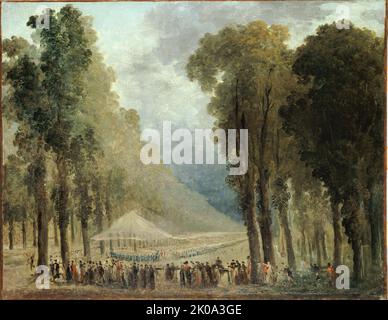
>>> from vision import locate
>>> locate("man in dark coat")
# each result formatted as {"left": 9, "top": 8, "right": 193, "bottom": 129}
{"left": 66, "top": 263, "right": 72, "bottom": 281}
{"left": 54, "top": 260, "right": 60, "bottom": 280}
{"left": 149, "top": 265, "right": 155, "bottom": 290}
{"left": 180, "top": 265, "right": 186, "bottom": 287}
{"left": 165, "top": 264, "right": 171, "bottom": 281}
{"left": 132, "top": 263, "right": 138, "bottom": 289}
{"left": 139, "top": 265, "right": 146, "bottom": 289}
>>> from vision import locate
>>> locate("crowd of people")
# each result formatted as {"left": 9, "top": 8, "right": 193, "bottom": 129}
{"left": 162, "top": 257, "right": 299, "bottom": 288}
{"left": 164, "top": 258, "right": 249, "bottom": 288}
{"left": 45, "top": 256, "right": 157, "bottom": 290}
{"left": 29, "top": 253, "right": 337, "bottom": 291}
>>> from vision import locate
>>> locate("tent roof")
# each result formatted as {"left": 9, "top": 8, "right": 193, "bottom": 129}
{"left": 91, "top": 209, "right": 172, "bottom": 241}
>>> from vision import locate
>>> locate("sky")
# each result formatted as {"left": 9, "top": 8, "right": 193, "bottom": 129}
{"left": 2, "top": 1, "right": 385, "bottom": 132}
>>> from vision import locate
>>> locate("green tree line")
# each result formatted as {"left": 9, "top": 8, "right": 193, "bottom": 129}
{"left": 2, "top": 5, "right": 243, "bottom": 272}
{"left": 186, "top": 20, "right": 384, "bottom": 284}
{"left": 2, "top": 6, "right": 145, "bottom": 267}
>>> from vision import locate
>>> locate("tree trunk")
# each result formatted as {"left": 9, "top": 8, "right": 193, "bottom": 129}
{"left": 70, "top": 211, "right": 75, "bottom": 243}
{"left": 78, "top": 180, "right": 92, "bottom": 259}
{"left": 105, "top": 184, "right": 113, "bottom": 252}
{"left": 342, "top": 193, "right": 364, "bottom": 283}
{"left": 245, "top": 182, "right": 261, "bottom": 284}
{"left": 8, "top": 219, "right": 14, "bottom": 250}
{"left": 366, "top": 186, "right": 382, "bottom": 268}
{"left": 297, "top": 239, "right": 301, "bottom": 256}
{"left": 94, "top": 184, "right": 105, "bottom": 255}
{"left": 257, "top": 169, "right": 275, "bottom": 265}
{"left": 301, "top": 228, "right": 307, "bottom": 261}
{"left": 279, "top": 228, "right": 285, "bottom": 257}
{"left": 32, "top": 219, "right": 37, "bottom": 247}
{"left": 34, "top": 155, "right": 49, "bottom": 266}
{"left": 332, "top": 201, "right": 342, "bottom": 266}
{"left": 256, "top": 80, "right": 275, "bottom": 266}
{"left": 369, "top": 213, "right": 381, "bottom": 267}
{"left": 279, "top": 206, "right": 296, "bottom": 269}
{"left": 53, "top": 215, "right": 59, "bottom": 247}
{"left": 59, "top": 225, "right": 69, "bottom": 267}
{"left": 56, "top": 156, "right": 70, "bottom": 268}
{"left": 308, "top": 240, "right": 313, "bottom": 264}
{"left": 22, "top": 220, "right": 27, "bottom": 249}
{"left": 321, "top": 231, "right": 328, "bottom": 262}
{"left": 314, "top": 226, "right": 322, "bottom": 267}
{"left": 352, "top": 239, "right": 363, "bottom": 283}
{"left": 81, "top": 220, "right": 91, "bottom": 258}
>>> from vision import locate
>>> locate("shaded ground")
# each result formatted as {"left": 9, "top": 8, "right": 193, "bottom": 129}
{"left": 2, "top": 239, "right": 384, "bottom": 300}
{"left": 1, "top": 284, "right": 381, "bottom": 300}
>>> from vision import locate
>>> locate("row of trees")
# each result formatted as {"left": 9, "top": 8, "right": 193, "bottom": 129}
{"left": 3, "top": 5, "right": 243, "bottom": 274}
{"left": 186, "top": 21, "right": 384, "bottom": 283}
{"left": 2, "top": 6, "right": 140, "bottom": 267}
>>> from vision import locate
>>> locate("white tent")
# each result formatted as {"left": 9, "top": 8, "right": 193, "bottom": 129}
{"left": 91, "top": 209, "right": 172, "bottom": 241}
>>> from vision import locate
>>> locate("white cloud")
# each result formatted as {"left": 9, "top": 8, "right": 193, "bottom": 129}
{"left": 2, "top": 1, "right": 385, "bottom": 134}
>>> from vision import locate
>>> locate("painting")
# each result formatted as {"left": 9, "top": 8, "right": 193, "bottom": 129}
{"left": 0, "top": 0, "right": 386, "bottom": 300}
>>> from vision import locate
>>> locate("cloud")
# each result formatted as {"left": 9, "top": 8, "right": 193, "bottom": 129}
{"left": 110, "top": 1, "right": 384, "bottom": 133}
{"left": 3, "top": 1, "right": 384, "bottom": 134}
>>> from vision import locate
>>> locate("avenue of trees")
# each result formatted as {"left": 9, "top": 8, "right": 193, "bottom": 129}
{"left": 1, "top": 5, "right": 384, "bottom": 289}
{"left": 2, "top": 5, "right": 241, "bottom": 272}
{"left": 187, "top": 21, "right": 384, "bottom": 284}
{"left": 2, "top": 6, "right": 153, "bottom": 267}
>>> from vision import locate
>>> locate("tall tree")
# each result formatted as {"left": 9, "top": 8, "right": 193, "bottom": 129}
{"left": 290, "top": 162, "right": 315, "bottom": 264}
{"left": 3, "top": 154, "right": 31, "bottom": 251}
{"left": 5, "top": 50, "right": 50, "bottom": 265}
{"left": 187, "top": 21, "right": 296, "bottom": 278}
{"left": 4, "top": 156, "right": 25, "bottom": 250}
{"left": 28, "top": 5, "right": 92, "bottom": 266}
{"left": 272, "top": 177, "right": 295, "bottom": 269}
{"left": 271, "top": 129, "right": 299, "bottom": 270}
{"left": 69, "top": 127, "right": 99, "bottom": 258}
{"left": 92, "top": 174, "right": 105, "bottom": 255}
{"left": 280, "top": 23, "right": 384, "bottom": 281}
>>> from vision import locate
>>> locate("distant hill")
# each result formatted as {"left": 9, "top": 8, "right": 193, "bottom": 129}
{"left": 133, "top": 163, "right": 244, "bottom": 234}
{"left": 170, "top": 163, "right": 242, "bottom": 222}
